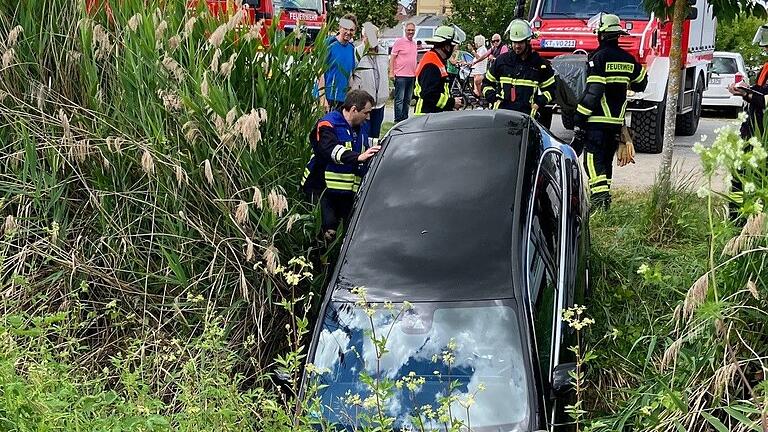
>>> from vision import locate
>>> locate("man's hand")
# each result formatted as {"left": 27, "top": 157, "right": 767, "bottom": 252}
{"left": 320, "top": 96, "right": 330, "bottom": 112}
{"left": 389, "top": 71, "right": 395, "bottom": 80}
{"left": 532, "top": 103, "right": 540, "bottom": 112}
{"left": 454, "top": 97, "right": 464, "bottom": 109}
{"left": 728, "top": 82, "right": 747, "bottom": 96}
{"left": 357, "top": 145, "right": 381, "bottom": 162}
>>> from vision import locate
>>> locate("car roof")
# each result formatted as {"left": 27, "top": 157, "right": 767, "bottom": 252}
{"left": 713, "top": 51, "right": 743, "bottom": 59}
{"left": 331, "top": 110, "right": 533, "bottom": 304}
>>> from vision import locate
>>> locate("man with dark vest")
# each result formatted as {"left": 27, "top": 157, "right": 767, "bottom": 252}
{"left": 302, "top": 90, "right": 381, "bottom": 240}
{"left": 482, "top": 19, "right": 556, "bottom": 118}
{"left": 726, "top": 24, "right": 768, "bottom": 219}
{"left": 414, "top": 26, "right": 464, "bottom": 114}
{"left": 571, "top": 13, "right": 647, "bottom": 209}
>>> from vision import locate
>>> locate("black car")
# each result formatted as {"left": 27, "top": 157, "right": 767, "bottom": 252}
{"left": 301, "top": 110, "right": 590, "bottom": 431}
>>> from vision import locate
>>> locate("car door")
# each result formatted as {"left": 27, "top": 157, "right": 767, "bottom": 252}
{"left": 525, "top": 148, "right": 568, "bottom": 429}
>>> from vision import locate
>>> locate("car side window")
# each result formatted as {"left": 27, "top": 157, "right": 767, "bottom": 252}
{"left": 527, "top": 151, "right": 563, "bottom": 382}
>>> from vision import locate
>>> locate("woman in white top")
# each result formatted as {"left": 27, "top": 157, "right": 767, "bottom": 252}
{"left": 470, "top": 34, "right": 488, "bottom": 97}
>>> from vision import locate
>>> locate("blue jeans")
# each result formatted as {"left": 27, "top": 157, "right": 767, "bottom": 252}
{"left": 393, "top": 76, "right": 415, "bottom": 123}
{"left": 369, "top": 107, "right": 385, "bottom": 138}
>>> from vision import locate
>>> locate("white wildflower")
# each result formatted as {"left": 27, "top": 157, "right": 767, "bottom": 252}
{"left": 168, "top": 35, "right": 181, "bottom": 51}
{"left": 744, "top": 182, "right": 756, "bottom": 194}
{"left": 252, "top": 186, "right": 263, "bottom": 209}
{"left": 155, "top": 20, "right": 168, "bottom": 42}
{"left": 696, "top": 185, "right": 710, "bottom": 198}
{"left": 210, "top": 49, "right": 222, "bottom": 73}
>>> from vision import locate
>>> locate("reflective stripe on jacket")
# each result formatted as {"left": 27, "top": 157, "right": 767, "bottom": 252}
{"left": 302, "top": 110, "right": 370, "bottom": 194}
{"left": 482, "top": 50, "right": 555, "bottom": 115}
{"left": 576, "top": 40, "right": 647, "bottom": 127}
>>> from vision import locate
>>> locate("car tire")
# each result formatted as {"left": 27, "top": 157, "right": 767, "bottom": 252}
{"left": 632, "top": 94, "right": 665, "bottom": 154}
{"left": 675, "top": 77, "right": 704, "bottom": 136}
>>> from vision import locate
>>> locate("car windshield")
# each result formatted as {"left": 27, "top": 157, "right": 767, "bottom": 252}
{"left": 711, "top": 56, "right": 739, "bottom": 75}
{"left": 540, "top": 0, "right": 649, "bottom": 20}
{"left": 274, "top": 0, "right": 323, "bottom": 13}
{"left": 309, "top": 300, "right": 532, "bottom": 431}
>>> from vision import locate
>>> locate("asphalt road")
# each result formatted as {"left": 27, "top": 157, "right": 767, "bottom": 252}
{"left": 384, "top": 106, "right": 735, "bottom": 191}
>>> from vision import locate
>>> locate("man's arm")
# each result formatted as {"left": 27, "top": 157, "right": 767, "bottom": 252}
{"left": 389, "top": 43, "right": 399, "bottom": 79}
{"left": 574, "top": 57, "right": 606, "bottom": 127}
{"left": 418, "top": 64, "right": 455, "bottom": 111}
{"left": 315, "top": 123, "right": 362, "bottom": 165}
{"left": 482, "top": 63, "right": 500, "bottom": 103}
{"left": 629, "top": 61, "right": 648, "bottom": 92}
{"left": 535, "top": 61, "right": 556, "bottom": 108}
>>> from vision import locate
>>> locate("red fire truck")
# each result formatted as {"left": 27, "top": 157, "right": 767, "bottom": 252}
{"left": 203, "top": 0, "right": 327, "bottom": 46}
{"left": 526, "top": 0, "right": 716, "bottom": 153}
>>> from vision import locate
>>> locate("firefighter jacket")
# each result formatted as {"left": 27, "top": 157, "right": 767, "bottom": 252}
{"left": 740, "top": 62, "right": 768, "bottom": 139}
{"left": 302, "top": 110, "right": 371, "bottom": 195}
{"left": 482, "top": 50, "right": 556, "bottom": 115}
{"left": 414, "top": 50, "right": 455, "bottom": 114}
{"left": 575, "top": 39, "right": 647, "bottom": 128}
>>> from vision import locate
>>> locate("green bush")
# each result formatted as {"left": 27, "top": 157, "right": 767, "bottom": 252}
{"left": 716, "top": 12, "right": 767, "bottom": 69}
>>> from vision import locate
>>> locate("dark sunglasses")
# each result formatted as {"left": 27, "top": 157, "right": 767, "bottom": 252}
{"left": 492, "top": 39, "right": 501, "bottom": 43}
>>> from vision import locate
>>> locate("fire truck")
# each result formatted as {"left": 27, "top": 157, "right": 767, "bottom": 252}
{"left": 201, "top": 0, "right": 327, "bottom": 46}
{"left": 525, "top": 0, "right": 716, "bottom": 153}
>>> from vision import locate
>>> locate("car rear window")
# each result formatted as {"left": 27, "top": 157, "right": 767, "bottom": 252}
{"left": 711, "top": 56, "right": 738, "bottom": 75}
{"left": 335, "top": 126, "right": 524, "bottom": 302}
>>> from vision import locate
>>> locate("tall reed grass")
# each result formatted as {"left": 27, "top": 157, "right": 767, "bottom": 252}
{"left": 0, "top": 0, "right": 326, "bottom": 403}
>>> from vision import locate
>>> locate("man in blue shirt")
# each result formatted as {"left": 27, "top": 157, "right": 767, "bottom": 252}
{"left": 317, "top": 15, "right": 357, "bottom": 111}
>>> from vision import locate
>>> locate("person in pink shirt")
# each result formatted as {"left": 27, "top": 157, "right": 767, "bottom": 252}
{"left": 389, "top": 22, "right": 417, "bottom": 122}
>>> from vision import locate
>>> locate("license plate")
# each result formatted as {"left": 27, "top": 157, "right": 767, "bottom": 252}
{"left": 541, "top": 39, "right": 576, "bottom": 49}
{"left": 710, "top": 77, "right": 721, "bottom": 85}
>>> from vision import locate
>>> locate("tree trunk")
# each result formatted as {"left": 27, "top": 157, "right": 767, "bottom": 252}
{"left": 657, "top": 0, "right": 687, "bottom": 191}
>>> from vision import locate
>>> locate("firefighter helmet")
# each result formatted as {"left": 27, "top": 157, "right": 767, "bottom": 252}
{"left": 427, "top": 25, "right": 461, "bottom": 45}
{"left": 753, "top": 24, "right": 768, "bottom": 47}
{"left": 506, "top": 19, "right": 535, "bottom": 42}
{"left": 588, "top": 13, "right": 629, "bottom": 36}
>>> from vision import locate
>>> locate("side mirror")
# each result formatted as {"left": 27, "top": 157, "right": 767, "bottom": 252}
{"left": 687, "top": 7, "right": 698, "bottom": 20}
{"left": 551, "top": 362, "right": 576, "bottom": 397}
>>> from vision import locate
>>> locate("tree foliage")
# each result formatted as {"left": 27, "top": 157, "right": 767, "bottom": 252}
{"left": 328, "top": 0, "right": 398, "bottom": 29}
{"left": 448, "top": 0, "right": 518, "bottom": 43}
{"left": 717, "top": 12, "right": 767, "bottom": 68}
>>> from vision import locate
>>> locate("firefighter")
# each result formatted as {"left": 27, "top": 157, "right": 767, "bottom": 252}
{"left": 302, "top": 90, "right": 381, "bottom": 240}
{"left": 571, "top": 13, "right": 648, "bottom": 209}
{"left": 726, "top": 23, "right": 768, "bottom": 219}
{"left": 482, "top": 19, "right": 556, "bottom": 118}
{"left": 414, "top": 26, "right": 464, "bottom": 114}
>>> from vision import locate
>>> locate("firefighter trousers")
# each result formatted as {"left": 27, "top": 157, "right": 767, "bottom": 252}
{"left": 584, "top": 127, "right": 621, "bottom": 209}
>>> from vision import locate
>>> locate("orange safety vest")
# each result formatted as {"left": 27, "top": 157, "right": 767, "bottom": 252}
{"left": 757, "top": 63, "right": 768, "bottom": 87}
{"left": 414, "top": 51, "right": 452, "bottom": 114}
{"left": 415, "top": 50, "right": 448, "bottom": 78}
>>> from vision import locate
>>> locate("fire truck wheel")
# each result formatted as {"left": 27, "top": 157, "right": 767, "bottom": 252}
{"left": 631, "top": 98, "right": 665, "bottom": 154}
{"left": 675, "top": 77, "right": 704, "bottom": 136}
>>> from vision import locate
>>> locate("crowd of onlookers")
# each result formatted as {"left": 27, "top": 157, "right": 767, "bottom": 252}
{"left": 314, "top": 14, "right": 507, "bottom": 138}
